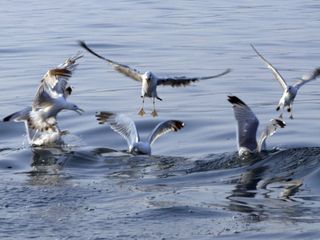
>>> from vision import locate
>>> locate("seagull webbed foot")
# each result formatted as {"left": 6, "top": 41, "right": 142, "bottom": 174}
{"left": 138, "top": 108, "right": 146, "bottom": 117}
{"left": 151, "top": 110, "right": 158, "bottom": 117}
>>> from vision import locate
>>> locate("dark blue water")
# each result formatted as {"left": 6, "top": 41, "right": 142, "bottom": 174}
{"left": 1, "top": 1, "right": 320, "bottom": 239}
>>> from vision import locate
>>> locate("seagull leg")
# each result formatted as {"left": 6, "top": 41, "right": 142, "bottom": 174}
{"left": 287, "top": 106, "right": 293, "bottom": 119}
{"left": 32, "top": 129, "right": 40, "bottom": 143}
{"left": 278, "top": 113, "right": 284, "bottom": 119}
{"left": 55, "top": 124, "right": 69, "bottom": 136}
{"left": 151, "top": 97, "right": 158, "bottom": 117}
{"left": 24, "top": 121, "right": 32, "bottom": 144}
{"left": 138, "top": 96, "right": 146, "bottom": 117}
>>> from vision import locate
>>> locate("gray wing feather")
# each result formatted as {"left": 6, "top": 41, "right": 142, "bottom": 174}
{"left": 32, "top": 53, "right": 82, "bottom": 108}
{"left": 96, "top": 112, "right": 139, "bottom": 148}
{"left": 257, "top": 118, "right": 286, "bottom": 152}
{"left": 251, "top": 44, "right": 288, "bottom": 90}
{"left": 293, "top": 67, "right": 320, "bottom": 89}
{"left": 79, "top": 41, "right": 142, "bottom": 82}
{"left": 3, "top": 107, "right": 32, "bottom": 122}
{"left": 147, "top": 120, "right": 184, "bottom": 145}
{"left": 228, "top": 96, "right": 259, "bottom": 152}
{"left": 3, "top": 106, "right": 57, "bottom": 133}
{"left": 157, "top": 69, "right": 231, "bottom": 87}
{"left": 32, "top": 84, "right": 56, "bottom": 109}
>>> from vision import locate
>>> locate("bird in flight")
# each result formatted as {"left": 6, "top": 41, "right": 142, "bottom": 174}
{"left": 251, "top": 44, "right": 320, "bottom": 119}
{"left": 96, "top": 111, "right": 184, "bottom": 155}
{"left": 3, "top": 53, "right": 84, "bottom": 146}
{"left": 79, "top": 40, "right": 231, "bottom": 117}
{"left": 228, "top": 95, "right": 286, "bottom": 157}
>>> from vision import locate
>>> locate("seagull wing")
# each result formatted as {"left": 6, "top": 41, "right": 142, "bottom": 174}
{"left": 28, "top": 53, "right": 82, "bottom": 132}
{"left": 147, "top": 120, "right": 184, "bottom": 145}
{"left": 96, "top": 111, "right": 139, "bottom": 149}
{"left": 32, "top": 53, "right": 82, "bottom": 109}
{"left": 3, "top": 107, "right": 32, "bottom": 122}
{"left": 251, "top": 44, "right": 288, "bottom": 90}
{"left": 293, "top": 67, "right": 320, "bottom": 89}
{"left": 228, "top": 95, "right": 259, "bottom": 152}
{"left": 32, "top": 77, "right": 63, "bottom": 110}
{"left": 156, "top": 68, "right": 231, "bottom": 87}
{"left": 257, "top": 118, "right": 286, "bottom": 152}
{"left": 78, "top": 40, "right": 143, "bottom": 82}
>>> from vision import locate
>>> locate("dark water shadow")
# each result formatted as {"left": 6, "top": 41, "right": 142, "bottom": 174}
{"left": 223, "top": 147, "right": 320, "bottom": 223}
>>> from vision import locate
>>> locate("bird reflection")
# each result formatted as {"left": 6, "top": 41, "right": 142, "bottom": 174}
{"left": 26, "top": 147, "right": 71, "bottom": 186}
{"left": 226, "top": 150, "right": 305, "bottom": 218}
{"left": 226, "top": 164, "right": 269, "bottom": 217}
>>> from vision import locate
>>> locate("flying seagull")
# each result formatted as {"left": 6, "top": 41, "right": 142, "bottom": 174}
{"left": 228, "top": 95, "right": 286, "bottom": 157}
{"left": 96, "top": 111, "right": 184, "bottom": 155}
{"left": 3, "top": 53, "right": 84, "bottom": 146}
{"left": 79, "top": 40, "right": 231, "bottom": 117}
{"left": 251, "top": 44, "right": 320, "bottom": 119}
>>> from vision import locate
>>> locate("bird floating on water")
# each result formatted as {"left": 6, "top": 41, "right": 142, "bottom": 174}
{"left": 96, "top": 111, "right": 184, "bottom": 155}
{"left": 228, "top": 95, "right": 286, "bottom": 157}
{"left": 251, "top": 44, "right": 320, "bottom": 119}
{"left": 79, "top": 40, "right": 231, "bottom": 117}
{"left": 3, "top": 53, "right": 84, "bottom": 146}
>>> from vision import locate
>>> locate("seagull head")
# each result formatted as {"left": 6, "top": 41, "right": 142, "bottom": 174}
{"left": 143, "top": 71, "right": 153, "bottom": 83}
{"left": 131, "top": 142, "right": 151, "bottom": 155}
{"left": 286, "top": 86, "right": 298, "bottom": 97}
{"left": 285, "top": 86, "right": 293, "bottom": 95}
{"left": 67, "top": 103, "right": 84, "bottom": 115}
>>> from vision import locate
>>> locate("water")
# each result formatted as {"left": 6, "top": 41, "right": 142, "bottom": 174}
{"left": 1, "top": 1, "right": 320, "bottom": 239}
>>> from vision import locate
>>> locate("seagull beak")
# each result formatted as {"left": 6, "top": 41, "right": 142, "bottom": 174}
{"left": 75, "top": 108, "right": 84, "bottom": 115}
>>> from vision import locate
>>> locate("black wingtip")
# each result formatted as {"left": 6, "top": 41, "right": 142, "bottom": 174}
{"left": 227, "top": 95, "right": 246, "bottom": 106}
{"left": 250, "top": 43, "right": 257, "bottom": 52}
{"left": 78, "top": 40, "right": 92, "bottom": 53}
{"left": 78, "top": 40, "right": 87, "bottom": 48}
{"left": 95, "top": 111, "right": 114, "bottom": 124}
{"left": 3, "top": 114, "right": 13, "bottom": 122}
{"left": 225, "top": 68, "right": 232, "bottom": 74}
{"left": 175, "top": 120, "right": 185, "bottom": 130}
{"left": 78, "top": 40, "right": 107, "bottom": 61}
{"left": 275, "top": 119, "right": 286, "bottom": 128}
{"left": 65, "top": 86, "right": 72, "bottom": 95}
{"left": 170, "top": 120, "right": 184, "bottom": 132}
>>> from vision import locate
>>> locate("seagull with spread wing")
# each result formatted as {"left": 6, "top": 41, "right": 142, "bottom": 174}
{"left": 228, "top": 96, "right": 286, "bottom": 157}
{"left": 3, "top": 53, "right": 84, "bottom": 146}
{"left": 96, "top": 111, "right": 184, "bottom": 155}
{"left": 251, "top": 44, "right": 320, "bottom": 119}
{"left": 79, "top": 40, "right": 231, "bottom": 117}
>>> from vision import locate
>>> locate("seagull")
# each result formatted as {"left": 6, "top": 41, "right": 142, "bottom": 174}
{"left": 3, "top": 53, "right": 84, "bottom": 146}
{"left": 96, "top": 111, "right": 184, "bottom": 155}
{"left": 251, "top": 44, "right": 320, "bottom": 119}
{"left": 79, "top": 40, "right": 231, "bottom": 117}
{"left": 228, "top": 96, "right": 286, "bottom": 157}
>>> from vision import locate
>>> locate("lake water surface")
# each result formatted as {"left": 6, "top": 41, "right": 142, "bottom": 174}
{"left": 1, "top": 1, "right": 320, "bottom": 239}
